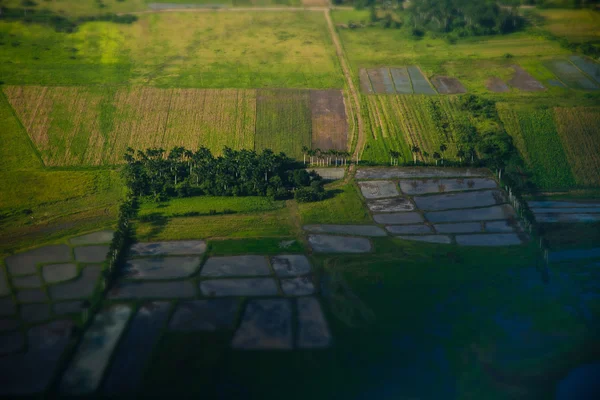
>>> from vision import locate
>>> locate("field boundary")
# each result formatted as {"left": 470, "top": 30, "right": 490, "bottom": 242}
{"left": 324, "top": 9, "right": 364, "bottom": 161}
{"left": 0, "top": 90, "right": 45, "bottom": 169}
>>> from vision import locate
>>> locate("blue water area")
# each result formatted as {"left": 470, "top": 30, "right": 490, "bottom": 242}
{"left": 354, "top": 341, "right": 456, "bottom": 400}
{"left": 494, "top": 314, "right": 532, "bottom": 341}
{"left": 548, "top": 79, "right": 567, "bottom": 87}
{"left": 556, "top": 362, "right": 600, "bottom": 400}
{"left": 549, "top": 248, "right": 600, "bottom": 263}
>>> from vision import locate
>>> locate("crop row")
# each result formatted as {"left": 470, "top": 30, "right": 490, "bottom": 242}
{"left": 362, "top": 95, "right": 461, "bottom": 164}
{"left": 4, "top": 86, "right": 346, "bottom": 166}
{"left": 554, "top": 107, "right": 600, "bottom": 187}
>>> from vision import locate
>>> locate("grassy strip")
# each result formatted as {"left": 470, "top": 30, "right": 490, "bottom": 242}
{"left": 138, "top": 196, "right": 285, "bottom": 218}
{"left": 299, "top": 183, "right": 371, "bottom": 225}
{"left": 135, "top": 208, "right": 295, "bottom": 241}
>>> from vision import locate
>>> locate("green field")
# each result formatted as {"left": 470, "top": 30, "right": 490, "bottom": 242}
{"left": 299, "top": 182, "right": 371, "bottom": 224}
{"left": 362, "top": 95, "right": 464, "bottom": 164}
{"left": 0, "top": 90, "right": 123, "bottom": 255}
{"left": 136, "top": 208, "right": 296, "bottom": 240}
{"left": 497, "top": 104, "right": 575, "bottom": 190}
{"left": 498, "top": 103, "right": 600, "bottom": 190}
{"left": 537, "top": 8, "right": 600, "bottom": 43}
{"left": 139, "top": 196, "right": 285, "bottom": 217}
{"left": 0, "top": 11, "right": 342, "bottom": 88}
{"left": 255, "top": 89, "right": 312, "bottom": 159}
{"left": 1, "top": 0, "right": 303, "bottom": 16}
{"left": 332, "top": 9, "right": 570, "bottom": 94}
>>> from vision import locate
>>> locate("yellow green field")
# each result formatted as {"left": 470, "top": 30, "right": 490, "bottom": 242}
{"left": 0, "top": 11, "right": 342, "bottom": 88}
{"left": 537, "top": 9, "right": 600, "bottom": 43}
{"left": 362, "top": 95, "right": 462, "bottom": 164}
{"left": 554, "top": 107, "right": 600, "bottom": 187}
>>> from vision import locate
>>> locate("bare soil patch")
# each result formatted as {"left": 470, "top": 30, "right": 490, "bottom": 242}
{"left": 302, "top": 0, "right": 330, "bottom": 6}
{"left": 431, "top": 76, "right": 467, "bottom": 94}
{"left": 310, "top": 90, "right": 348, "bottom": 151}
{"left": 486, "top": 77, "right": 510, "bottom": 93}
{"left": 366, "top": 68, "right": 387, "bottom": 93}
{"left": 359, "top": 69, "right": 374, "bottom": 94}
{"left": 508, "top": 65, "right": 546, "bottom": 91}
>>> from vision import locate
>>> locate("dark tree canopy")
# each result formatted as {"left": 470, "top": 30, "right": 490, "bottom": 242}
{"left": 408, "top": 0, "right": 525, "bottom": 36}
{"left": 122, "top": 146, "right": 326, "bottom": 203}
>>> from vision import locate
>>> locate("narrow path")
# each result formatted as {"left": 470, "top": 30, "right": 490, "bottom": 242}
{"left": 123, "top": 6, "right": 354, "bottom": 15}
{"left": 286, "top": 199, "right": 310, "bottom": 253}
{"left": 323, "top": 10, "right": 365, "bottom": 161}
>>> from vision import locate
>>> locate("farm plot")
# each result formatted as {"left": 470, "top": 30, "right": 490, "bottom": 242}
{"left": 498, "top": 105, "right": 575, "bottom": 190}
{"left": 310, "top": 90, "right": 348, "bottom": 151}
{"left": 350, "top": 173, "right": 526, "bottom": 246}
{"left": 362, "top": 95, "right": 460, "bottom": 164}
{"left": 366, "top": 69, "right": 391, "bottom": 94}
{"left": 255, "top": 89, "right": 312, "bottom": 159}
{"left": 554, "top": 107, "right": 600, "bottom": 187}
{"left": 390, "top": 68, "right": 413, "bottom": 94}
{"left": 569, "top": 56, "right": 600, "bottom": 85}
{"left": 3, "top": 86, "right": 259, "bottom": 165}
{"left": 508, "top": 65, "right": 546, "bottom": 91}
{"left": 545, "top": 59, "right": 599, "bottom": 90}
{"left": 5, "top": 86, "right": 343, "bottom": 165}
{"left": 431, "top": 76, "right": 467, "bottom": 94}
{"left": 164, "top": 89, "right": 256, "bottom": 153}
{"left": 407, "top": 66, "right": 437, "bottom": 95}
{"left": 485, "top": 77, "right": 509, "bottom": 93}
{"left": 359, "top": 66, "right": 436, "bottom": 94}
{"left": 359, "top": 69, "right": 374, "bottom": 94}
{"left": 2, "top": 86, "right": 107, "bottom": 166}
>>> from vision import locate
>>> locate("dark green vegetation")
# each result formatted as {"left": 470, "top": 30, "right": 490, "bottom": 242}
{"left": 140, "top": 238, "right": 600, "bottom": 399}
{"left": 407, "top": 0, "right": 525, "bottom": 37}
{"left": 122, "top": 146, "right": 327, "bottom": 202}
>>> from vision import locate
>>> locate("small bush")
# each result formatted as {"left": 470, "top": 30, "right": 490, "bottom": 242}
{"left": 412, "top": 28, "right": 425, "bottom": 38}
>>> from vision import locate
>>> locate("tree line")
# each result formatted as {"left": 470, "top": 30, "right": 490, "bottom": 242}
{"left": 408, "top": 0, "right": 525, "bottom": 37}
{"left": 122, "top": 146, "right": 327, "bottom": 203}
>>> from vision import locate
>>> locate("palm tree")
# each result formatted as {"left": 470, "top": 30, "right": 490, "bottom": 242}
{"left": 439, "top": 144, "right": 447, "bottom": 165}
{"left": 468, "top": 147, "right": 476, "bottom": 164}
{"left": 423, "top": 151, "right": 429, "bottom": 163}
{"left": 411, "top": 145, "right": 420, "bottom": 165}
{"left": 457, "top": 148, "right": 465, "bottom": 164}
{"left": 433, "top": 152, "right": 441, "bottom": 166}
{"left": 306, "top": 149, "right": 315, "bottom": 165}
{"left": 389, "top": 149, "right": 395, "bottom": 166}
{"left": 301, "top": 146, "right": 308, "bottom": 165}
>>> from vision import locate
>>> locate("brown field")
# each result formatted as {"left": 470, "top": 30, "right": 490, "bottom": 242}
{"left": 359, "top": 69, "right": 374, "bottom": 94}
{"left": 366, "top": 68, "right": 387, "bottom": 94}
{"left": 554, "top": 107, "right": 600, "bottom": 186}
{"left": 508, "top": 65, "right": 546, "bottom": 91}
{"left": 310, "top": 90, "right": 348, "bottom": 151}
{"left": 301, "top": 0, "right": 330, "bottom": 5}
{"left": 431, "top": 76, "right": 467, "bottom": 94}
{"left": 486, "top": 77, "right": 510, "bottom": 93}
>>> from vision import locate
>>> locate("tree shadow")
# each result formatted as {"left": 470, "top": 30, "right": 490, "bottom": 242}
{"left": 323, "top": 189, "right": 344, "bottom": 200}
{"left": 135, "top": 213, "right": 168, "bottom": 240}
